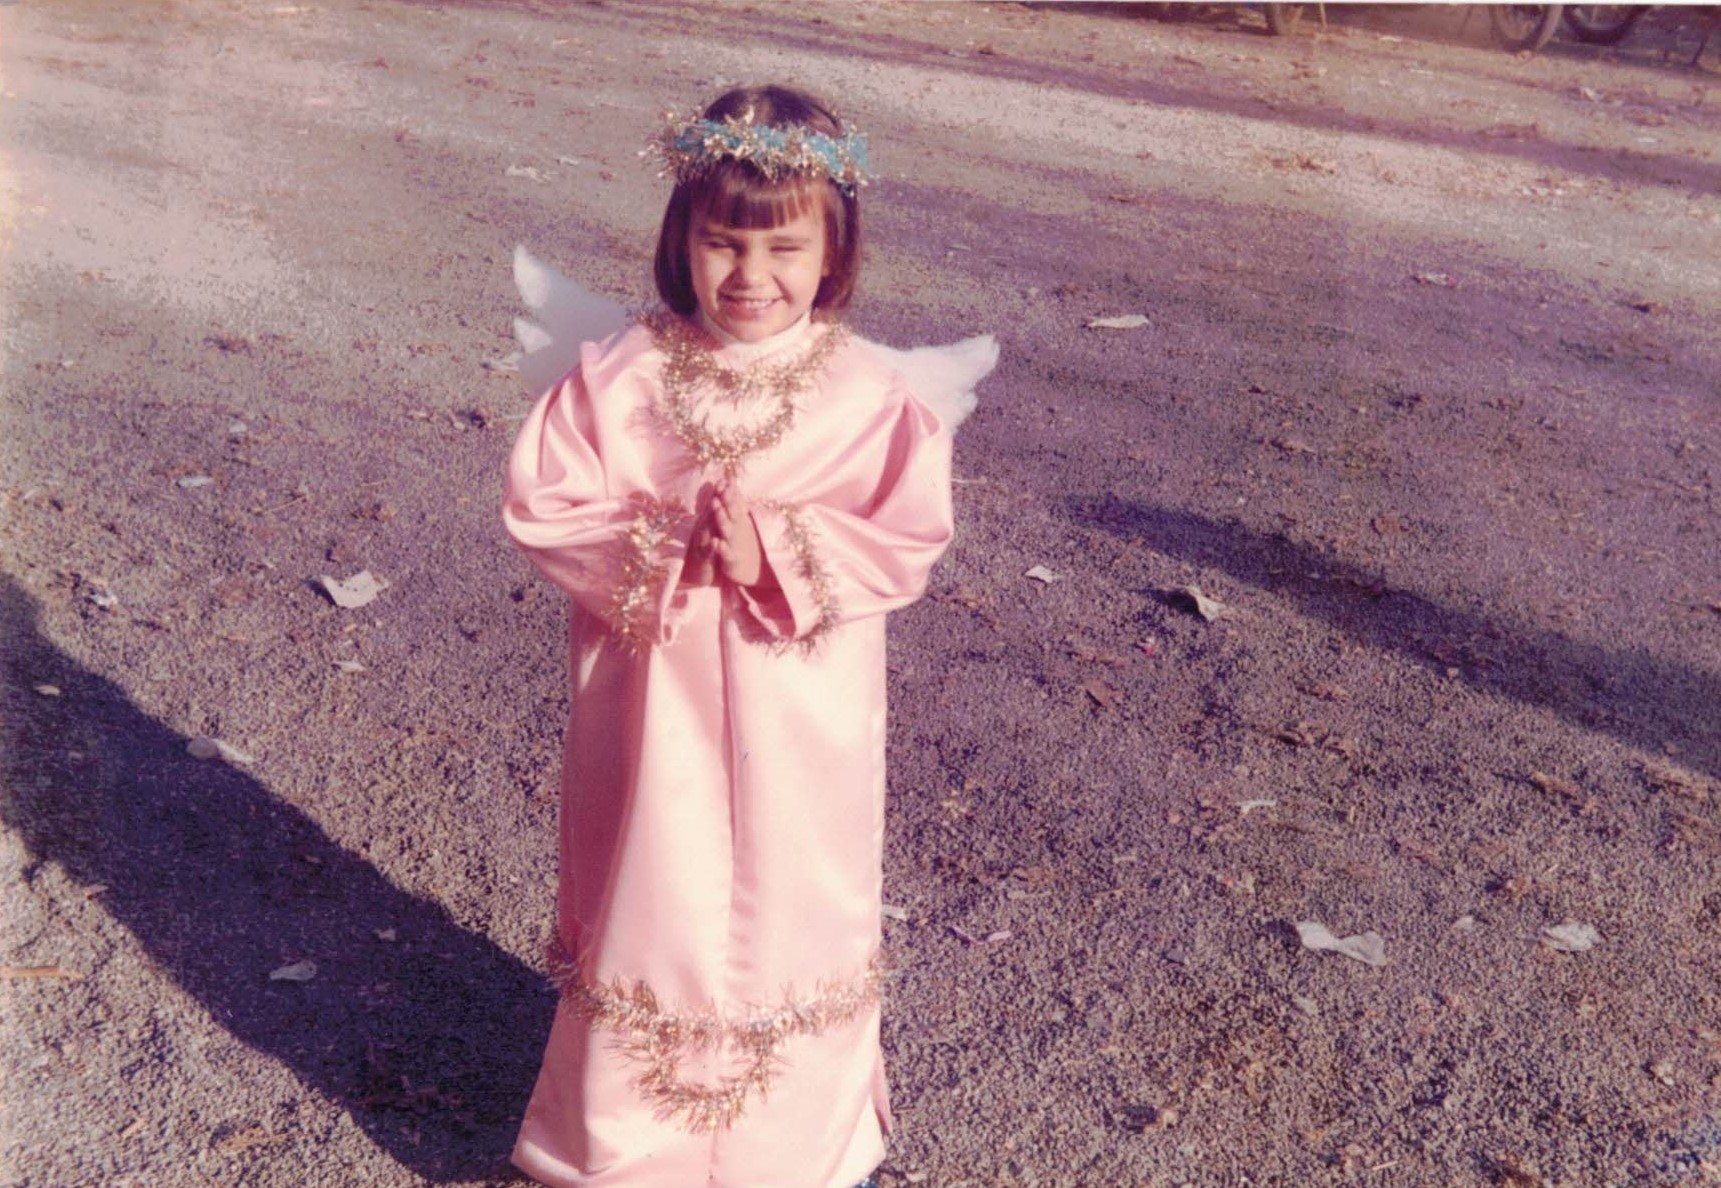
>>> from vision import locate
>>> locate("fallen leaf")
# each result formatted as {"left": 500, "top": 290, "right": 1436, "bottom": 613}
{"left": 1412, "top": 271, "right": 1458, "bottom": 288}
{"left": 334, "top": 659, "right": 367, "bottom": 674}
{"left": 1024, "top": 565, "right": 1062, "bottom": 584}
{"left": 33, "top": 684, "right": 61, "bottom": 697}
{"left": 88, "top": 590, "right": 119, "bottom": 610}
{"left": 1084, "top": 680, "right": 1121, "bottom": 710}
{"left": 186, "top": 736, "right": 256, "bottom": 766}
{"left": 177, "top": 475, "right": 215, "bottom": 489}
{"left": 319, "top": 570, "right": 387, "bottom": 609}
{"left": 1295, "top": 920, "right": 1388, "bottom": 967}
{"left": 1086, "top": 314, "right": 1151, "bottom": 331}
{"left": 1529, "top": 771, "right": 1584, "bottom": 801}
{"left": 880, "top": 904, "right": 910, "bottom": 922}
{"left": 1452, "top": 915, "right": 1478, "bottom": 933}
{"left": 1540, "top": 922, "right": 1600, "bottom": 953}
{"left": 1648, "top": 1059, "right": 1677, "bottom": 1086}
{"left": 1237, "top": 798, "right": 1277, "bottom": 814}
{"left": 269, "top": 960, "right": 317, "bottom": 982}
{"left": 1170, "top": 585, "right": 1228, "bottom": 621}
{"left": 1487, "top": 1152, "right": 1545, "bottom": 1187}
{"left": 506, "top": 164, "right": 548, "bottom": 183}
{"left": 374, "top": 928, "right": 397, "bottom": 942}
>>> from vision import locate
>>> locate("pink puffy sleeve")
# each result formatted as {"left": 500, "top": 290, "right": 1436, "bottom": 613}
{"left": 736, "top": 379, "right": 954, "bottom": 647}
{"left": 502, "top": 369, "right": 694, "bottom": 650}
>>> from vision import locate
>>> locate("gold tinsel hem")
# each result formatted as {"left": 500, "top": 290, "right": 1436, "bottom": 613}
{"left": 605, "top": 495, "right": 690, "bottom": 652}
{"left": 547, "top": 942, "right": 882, "bottom": 1133}
{"left": 643, "top": 312, "right": 846, "bottom": 475}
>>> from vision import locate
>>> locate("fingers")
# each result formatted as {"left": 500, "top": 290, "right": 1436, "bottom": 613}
{"left": 711, "top": 486, "right": 750, "bottom": 541}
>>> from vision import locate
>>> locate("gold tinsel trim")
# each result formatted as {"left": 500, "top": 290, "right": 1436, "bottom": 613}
{"left": 644, "top": 312, "right": 845, "bottom": 475}
{"left": 547, "top": 942, "right": 882, "bottom": 1133}
{"left": 755, "top": 500, "right": 841, "bottom": 653}
{"left": 605, "top": 495, "right": 691, "bottom": 652}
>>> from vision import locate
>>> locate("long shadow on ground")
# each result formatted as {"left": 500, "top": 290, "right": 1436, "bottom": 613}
{"left": 1063, "top": 498, "right": 1720, "bottom": 781}
{"left": 0, "top": 577, "right": 550, "bottom": 1182}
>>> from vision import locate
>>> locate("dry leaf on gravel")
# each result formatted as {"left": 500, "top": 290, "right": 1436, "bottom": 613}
{"left": 268, "top": 960, "right": 317, "bottom": 982}
{"left": 187, "top": 736, "right": 256, "bottom": 766}
{"left": 1529, "top": 771, "right": 1585, "bottom": 801}
{"left": 333, "top": 659, "right": 367, "bottom": 674}
{"left": 176, "top": 475, "right": 214, "bottom": 489}
{"left": 1295, "top": 920, "right": 1388, "bottom": 967}
{"left": 1540, "top": 922, "right": 1600, "bottom": 953}
{"left": 33, "top": 684, "right": 61, "bottom": 696}
{"left": 319, "top": 570, "right": 387, "bottom": 609}
{"left": 1024, "top": 565, "right": 1062, "bottom": 584}
{"left": 1085, "top": 314, "right": 1151, "bottom": 330}
{"left": 1412, "top": 271, "right": 1458, "bottom": 288}
{"left": 1488, "top": 1152, "right": 1546, "bottom": 1187}
{"left": 1170, "top": 585, "right": 1228, "bottom": 621}
{"left": 1237, "top": 798, "right": 1277, "bottom": 814}
{"left": 1084, "top": 679, "right": 1121, "bottom": 710}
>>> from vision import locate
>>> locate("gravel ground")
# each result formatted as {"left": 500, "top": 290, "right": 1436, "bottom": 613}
{"left": 2, "top": 3, "right": 1718, "bottom": 1187}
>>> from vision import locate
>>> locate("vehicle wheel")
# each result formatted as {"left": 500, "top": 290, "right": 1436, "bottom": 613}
{"left": 1490, "top": 5, "right": 1564, "bottom": 52}
{"left": 1563, "top": 4, "right": 1643, "bottom": 45}
{"left": 1263, "top": 4, "right": 1306, "bottom": 36}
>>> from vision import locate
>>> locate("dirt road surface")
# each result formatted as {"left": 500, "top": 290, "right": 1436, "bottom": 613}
{"left": 3, "top": 3, "right": 1718, "bottom": 1186}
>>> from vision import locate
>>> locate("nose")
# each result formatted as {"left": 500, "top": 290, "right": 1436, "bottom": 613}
{"left": 734, "top": 247, "right": 769, "bottom": 287}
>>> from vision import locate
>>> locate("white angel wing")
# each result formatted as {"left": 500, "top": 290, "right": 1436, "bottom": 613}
{"left": 512, "top": 244, "right": 629, "bottom": 398}
{"left": 862, "top": 334, "right": 998, "bottom": 430}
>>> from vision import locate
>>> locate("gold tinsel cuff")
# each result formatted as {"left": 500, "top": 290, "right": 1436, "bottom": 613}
{"left": 546, "top": 940, "right": 882, "bottom": 1133}
{"left": 605, "top": 495, "right": 691, "bottom": 652}
{"left": 751, "top": 500, "right": 841, "bottom": 653}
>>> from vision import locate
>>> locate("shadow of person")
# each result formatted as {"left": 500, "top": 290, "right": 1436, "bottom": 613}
{"left": 1064, "top": 499, "right": 1720, "bottom": 781}
{"left": 0, "top": 576, "right": 551, "bottom": 1181}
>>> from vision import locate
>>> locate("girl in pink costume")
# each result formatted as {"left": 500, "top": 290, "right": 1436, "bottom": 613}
{"left": 503, "top": 84, "right": 995, "bottom": 1188}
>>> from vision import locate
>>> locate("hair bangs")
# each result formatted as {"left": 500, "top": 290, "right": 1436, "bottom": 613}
{"left": 691, "top": 162, "right": 824, "bottom": 232}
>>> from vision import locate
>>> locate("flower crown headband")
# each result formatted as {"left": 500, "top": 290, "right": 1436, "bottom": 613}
{"left": 646, "top": 107, "right": 874, "bottom": 194}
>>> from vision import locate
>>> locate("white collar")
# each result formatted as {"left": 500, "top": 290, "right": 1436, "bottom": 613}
{"left": 696, "top": 308, "right": 815, "bottom": 365}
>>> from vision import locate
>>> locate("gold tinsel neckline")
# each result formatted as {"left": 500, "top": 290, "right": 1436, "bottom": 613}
{"left": 644, "top": 311, "right": 846, "bottom": 473}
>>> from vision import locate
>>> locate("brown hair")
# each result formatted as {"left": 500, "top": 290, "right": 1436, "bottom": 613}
{"left": 653, "top": 85, "right": 862, "bottom": 317}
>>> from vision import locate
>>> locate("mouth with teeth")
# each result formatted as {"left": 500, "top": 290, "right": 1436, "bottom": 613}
{"left": 722, "top": 294, "right": 778, "bottom": 314}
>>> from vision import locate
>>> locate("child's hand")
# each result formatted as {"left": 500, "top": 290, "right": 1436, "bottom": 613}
{"left": 711, "top": 485, "right": 773, "bottom": 590}
{"left": 681, "top": 515, "right": 718, "bottom": 588}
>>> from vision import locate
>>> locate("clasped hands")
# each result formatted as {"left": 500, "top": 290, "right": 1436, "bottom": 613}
{"left": 681, "top": 484, "right": 776, "bottom": 591}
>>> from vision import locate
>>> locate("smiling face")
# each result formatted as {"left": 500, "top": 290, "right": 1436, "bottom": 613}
{"left": 687, "top": 201, "right": 829, "bottom": 344}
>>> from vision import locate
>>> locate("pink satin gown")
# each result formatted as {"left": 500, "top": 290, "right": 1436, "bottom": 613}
{"left": 502, "top": 314, "right": 953, "bottom": 1188}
